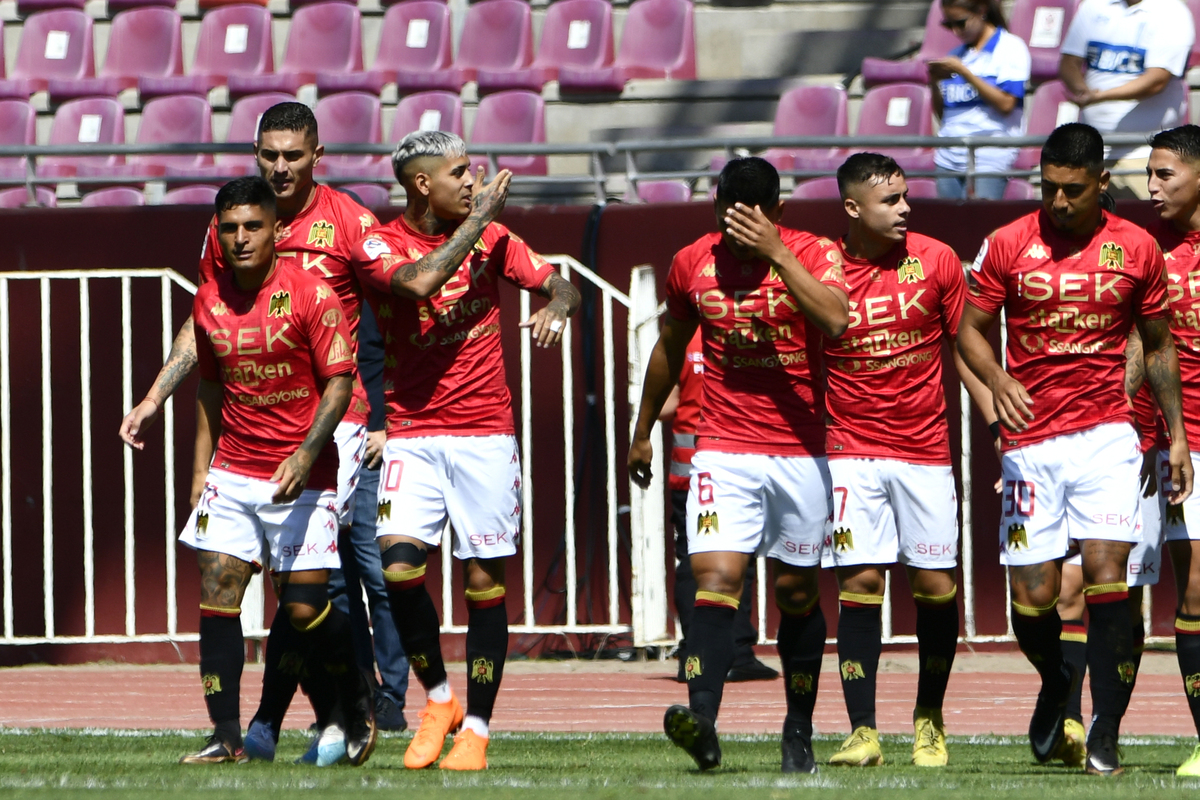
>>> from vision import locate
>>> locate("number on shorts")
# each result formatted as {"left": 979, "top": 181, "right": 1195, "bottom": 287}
{"left": 383, "top": 461, "right": 405, "bottom": 492}
{"left": 696, "top": 472, "right": 714, "bottom": 505}
{"left": 1003, "top": 480, "right": 1035, "bottom": 517}
{"left": 832, "top": 487, "right": 848, "bottom": 522}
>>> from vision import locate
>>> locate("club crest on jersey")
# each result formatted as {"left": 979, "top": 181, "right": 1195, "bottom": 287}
{"left": 1025, "top": 243, "right": 1048, "bottom": 260}
{"left": 697, "top": 511, "right": 719, "bottom": 536}
{"left": 195, "top": 511, "right": 209, "bottom": 536}
{"left": 1099, "top": 241, "right": 1125, "bottom": 270}
{"left": 211, "top": 301, "right": 229, "bottom": 316}
{"left": 377, "top": 499, "right": 391, "bottom": 521}
{"left": 896, "top": 256, "right": 924, "bottom": 284}
{"left": 684, "top": 656, "right": 702, "bottom": 680}
{"left": 307, "top": 220, "right": 335, "bottom": 249}
{"left": 267, "top": 290, "right": 292, "bottom": 318}
{"left": 471, "top": 657, "right": 495, "bottom": 684}
{"left": 840, "top": 660, "right": 865, "bottom": 681}
{"left": 789, "top": 672, "right": 814, "bottom": 694}
{"left": 1167, "top": 502, "right": 1186, "bottom": 526}
{"left": 202, "top": 673, "right": 222, "bottom": 695}
{"left": 832, "top": 527, "right": 854, "bottom": 552}
{"left": 1007, "top": 523, "right": 1029, "bottom": 550}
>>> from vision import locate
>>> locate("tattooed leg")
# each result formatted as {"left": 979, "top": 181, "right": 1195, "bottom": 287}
{"left": 196, "top": 550, "right": 254, "bottom": 745}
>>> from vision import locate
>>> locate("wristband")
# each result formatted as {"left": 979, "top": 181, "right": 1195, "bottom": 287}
{"left": 988, "top": 421, "right": 1001, "bottom": 441}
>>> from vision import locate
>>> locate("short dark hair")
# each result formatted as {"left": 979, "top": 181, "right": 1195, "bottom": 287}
{"left": 216, "top": 176, "right": 277, "bottom": 217}
{"left": 715, "top": 157, "right": 780, "bottom": 209}
{"left": 1041, "top": 123, "right": 1105, "bottom": 174}
{"left": 258, "top": 101, "right": 318, "bottom": 142}
{"left": 836, "top": 152, "right": 905, "bottom": 198}
{"left": 1151, "top": 125, "right": 1200, "bottom": 165}
{"left": 941, "top": 0, "right": 1006, "bottom": 29}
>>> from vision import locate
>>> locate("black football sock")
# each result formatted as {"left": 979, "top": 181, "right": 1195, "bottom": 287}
{"left": 250, "top": 607, "right": 304, "bottom": 737}
{"left": 300, "top": 602, "right": 364, "bottom": 713}
{"left": 686, "top": 593, "right": 738, "bottom": 722}
{"left": 1175, "top": 612, "right": 1200, "bottom": 740}
{"left": 837, "top": 593, "right": 882, "bottom": 730}
{"left": 1131, "top": 609, "right": 1146, "bottom": 683}
{"left": 1010, "top": 600, "right": 1067, "bottom": 690}
{"left": 383, "top": 563, "right": 448, "bottom": 691}
{"left": 1084, "top": 583, "right": 1135, "bottom": 739}
{"left": 199, "top": 608, "right": 244, "bottom": 746}
{"left": 776, "top": 597, "right": 825, "bottom": 742}
{"left": 1060, "top": 617, "right": 1088, "bottom": 723}
{"left": 914, "top": 588, "right": 959, "bottom": 712}
{"left": 465, "top": 589, "right": 508, "bottom": 723}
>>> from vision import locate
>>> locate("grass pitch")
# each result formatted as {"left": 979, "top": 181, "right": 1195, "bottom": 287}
{"left": 1, "top": 729, "right": 1199, "bottom": 798}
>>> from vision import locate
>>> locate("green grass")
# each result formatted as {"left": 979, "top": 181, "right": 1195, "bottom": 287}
{"left": 1, "top": 729, "right": 1199, "bottom": 798}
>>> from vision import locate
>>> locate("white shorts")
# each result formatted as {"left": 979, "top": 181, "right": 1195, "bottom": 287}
{"left": 1000, "top": 423, "right": 1142, "bottom": 567}
{"left": 1162, "top": 449, "right": 1200, "bottom": 542}
{"left": 375, "top": 434, "right": 521, "bottom": 561}
{"left": 826, "top": 459, "right": 959, "bottom": 570}
{"left": 686, "top": 450, "right": 831, "bottom": 568}
{"left": 334, "top": 422, "right": 368, "bottom": 527}
{"left": 179, "top": 468, "right": 341, "bottom": 573}
{"left": 1065, "top": 481, "right": 1161, "bottom": 586}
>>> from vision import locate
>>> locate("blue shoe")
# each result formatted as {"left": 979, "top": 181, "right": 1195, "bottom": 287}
{"left": 296, "top": 725, "right": 347, "bottom": 767}
{"left": 243, "top": 720, "right": 276, "bottom": 763}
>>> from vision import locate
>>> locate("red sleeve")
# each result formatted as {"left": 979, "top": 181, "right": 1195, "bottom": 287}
{"left": 301, "top": 280, "right": 356, "bottom": 382}
{"left": 497, "top": 228, "right": 557, "bottom": 291}
{"left": 351, "top": 234, "right": 403, "bottom": 295}
{"left": 1133, "top": 241, "right": 1169, "bottom": 320}
{"left": 795, "top": 235, "right": 848, "bottom": 294}
{"left": 665, "top": 249, "right": 698, "bottom": 322}
{"left": 198, "top": 218, "right": 220, "bottom": 286}
{"left": 966, "top": 232, "right": 1008, "bottom": 314}
{"left": 192, "top": 292, "right": 219, "bottom": 381}
{"left": 939, "top": 247, "right": 967, "bottom": 338}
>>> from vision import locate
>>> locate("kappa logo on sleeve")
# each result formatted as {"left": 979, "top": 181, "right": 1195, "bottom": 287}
{"left": 315, "top": 285, "right": 333, "bottom": 302}
{"left": 359, "top": 213, "right": 375, "bottom": 233}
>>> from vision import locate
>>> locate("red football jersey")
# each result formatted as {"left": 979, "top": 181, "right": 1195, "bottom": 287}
{"left": 193, "top": 262, "right": 356, "bottom": 491}
{"left": 351, "top": 216, "right": 557, "bottom": 438}
{"left": 665, "top": 228, "right": 849, "bottom": 457}
{"left": 824, "top": 232, "right": 966, "bottom": 465}
{"left": 199, "top": 183, "right": 378, "bottom": 425}
{"left": 1150, "top": 220, "right": 1200, "bottom": 450}
{"left": 967, "top": 210, "right": 1168, "bottom": 449}
{"left": 668, "top": 329, "right": 704, "bottom": 491}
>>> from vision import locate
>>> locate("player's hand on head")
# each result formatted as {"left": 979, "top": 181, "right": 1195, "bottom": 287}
{"left": 471, "top": 167, "right": 512, "bottom": 224}
{"left": 271, "top": 451, "right": 314, "bottom": 504}
{"left": 519, "top": 305, "right": 568, "bottom": 349}
{"left": 723, "top": 203, "right": 785, "bottom": 262}
{"left": 628, "top": 436, "right": 655, "bottom": 489}
{"left": 989, "top": 373, "right": 1034, "bottom": 433}
{"left": 365, "top": 430, "right": 386, "bottom": 469}
{"left": 1166, "top": 441, "right": 1194, "bottom": 506}
{"left": 119, "top": 398, "right": 161, "bottom": 449}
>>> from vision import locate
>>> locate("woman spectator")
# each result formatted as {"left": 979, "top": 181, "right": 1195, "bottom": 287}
{"left": 929, "top": 0, "right": 1031, "bottom": 199}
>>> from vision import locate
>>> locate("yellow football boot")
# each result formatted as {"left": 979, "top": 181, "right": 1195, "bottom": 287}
{"left": 912, "top": 708, "right": 948, "bottom": 767}
{"left": 828, "top": 726, "right": 884, "bottom": 767}
{"left": 1177, "top": 744, "right": 1200, "bottom": 777}
{"left": 1055, "top": 718, "right": 1087, "bottom": 768}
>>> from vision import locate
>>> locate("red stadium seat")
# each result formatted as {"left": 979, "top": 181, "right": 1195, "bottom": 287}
{"left": 854, "top": 82, "right": 936, "bottom": 172}
{"left": 0, "top": 9, "right": 94, "bottom": 99}
{"left": 15, "top": 0, "right": 83, "bottom": 18}
{"left": 80, "top": 186, "right": 146, "bottom": 206}
{"left": 313, "top": 91, "right": 382, "bottom": 178}
{"left": 860, "top": 0, "right": 960, "bottom": 88}
{"left": 633, "top": 180, "right": 691, "bottom": 203}
{"left": 0, "top": 100, "right": 36, "bottom": 180}
{"left": 0, "top": 186, "right": 56, "bottom": 207}
{"left": 162, "top": 185, "right": 220, "bottom": 205}
{"left": 1014, "top": 80, "right": 1077, "bottom": 170}
{"left": 767, "top": 85, "right": 849, "bottom": 172}
{"left": 140, "top": 4, "right": 274, "bottom": 101}
{"left": 228, "top": 2, "right": 362, "bottom": 100}
{"left": 336, "top": 182, "right": 390, "bottom": 207}
{"left": 1003, "top": 178, "right": 1038, "bottom": 200}
{"left": 477, "top": 0, "right": 614, "bottom": 94}
{"left": 470, "top": 89, "right": 545, "bottom": 176}
{"left": 395, "top": 0, "right": 533, "bottom": 95}
{"left": 37, "top": 97, "right": 124, "bottom": 179}
{"left": 50, "top": 8, "right": 183, "bottom": 104}
{"left": 1009, "top": 0, "right": 1075, "bottom": 84}
{"left": 317, "top": 0, "right": 452, "bottom": 96}
{"left": 79, "top": 95, "right": 213, "bottom": 181}
{"left": 558, "top": 0, "right": 694, "bottom": 93}
{"left": 791, "top": 177, "right": 841, "bottom": 200}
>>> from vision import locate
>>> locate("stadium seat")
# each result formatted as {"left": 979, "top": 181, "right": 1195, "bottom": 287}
{"left": 162, "top": 185, "right": 220, "bottom": 204}
{"left": 336, "top": 182, "right": 390, "bottom": 206}
{"left": 470, "top": 89, "right": 545, "bottom": 176}
{"left": 477, "top": 0, "right": 613, "bottom": 94}
{"left": 1009, "top": 0, "right": 1075, "bottom": 83}
{"left": 395, "top": 0, "right": 533, "bottom": 94}
{"left": 1014, "top": 80, "right": 1077, "bottom": 170}
{"left": 316, "top": 0, "right": 452, "bottom": 96}
{"left": 1003, "top": 178, "right": 1038, "bottom": 200}
{"left": 78, "top": 94, "right": 213, "bottom": 181}
{"left": 106, "top": 0, "right": 177, "bottom": 15}
{"left": 0, "top": 100, "right": 36, "bottom": 180}
{"left": 15, "top": 0, "right": 83, "bottom": 18}
{"left": 855, "top": 82, "right": 936, "bottom": 171}
{"left": 1189, "top": 0, "right": 1200, "bottom": 68}
{"left": 49, "top": 8, "right": 183, "bottom": 104}
{"left": 313, "top": 91, "right": 382, "bottom": 178}
{"left": 632, "top": 180, "right": 691, "bottom": 203}
{"left": 36, "top": 96, "right": 124, "bottom": 179}
{"left": 558, "top": 0, "right": 694, "bottom": 93}
{"left": 906, "top": 178, "right": 938, "bottom": 198}
{"left": 860, "top": 0, "right": 960, "bottom": 88}
{"left": 0, "top": 9, "right": 94, "bottom": 99}
{"left": 80, "top": 186, "right": 146, "bottom": 206}
{"left": 228, "top": 2, "right": 362, "bottom": 100}
{"left": 767, "top": 85, "right": 849, "bottom": 172}
{"left": 140, "top": 4, "right": 274, "bottom": 101}
{"left": 200, "top": 0, "right": 267, "bottom": 10}
{"left": 0, "top": 186, "right": 56, "bottom": 207}
{"left": 790, "top": 177, "right": 841, "bottom": 200}
{"left": 392, "top": 90, "right": 464, "bottom": 139}
{"left": 172, "top": 90, "right": 292, "bottom": 179}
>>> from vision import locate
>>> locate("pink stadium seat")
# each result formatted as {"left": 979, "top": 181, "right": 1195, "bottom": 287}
{"left": 79, "top": 94, "right": 213, "bottom": 181}
{"left": 80, "top": 186, "right": 146, "bottom": 206}
{"left": 0, "top": 100, "right": 36, "bottom": 180}
{"left": 1014, "top": 80, "right": 1077, "bottom": 170}
{"left": 766, "top": 85, "right": 849, "bottom": 171}
{"left": 906, "top": 178, "right": 938, "bottom": 198}
{"left": 470, "top": 89, "right": 545, "bottom": 176}
{"left": 140, "top": 5, "right": 274, "bottom": 101}
{"left": 855, "top": 82, "right": 936, "bottom": 171}
{"left": 1003, "top": 178, "right": 1038, "bottom": 200}
{"left": 37, "top": 97, "right": 124, "bottom": 179}
{"left": 107, "top": 0, "right": 177, "bottom": 14}
{"left": 49, "top": 8, "right": 183, "bottom": 104}
{"left": 395, "top": 0, "right": 533, "bottom": 94}
{"left": 313, "top": 91, "right": 382, "bottom": 178}
{"left": 337, "top": 182, "right": 390, "bottom": 206}
{"left": 791, "top": 177, "right": 841, "bottom": 200}
{"left": 0, "top": 10, "right": 94, "bottom": 99}
{"left": 16, "top": 0, "right": 83, "bottom": 17}
{"left": 1189, "top": 0, "right": 1200, "bottom": 68}
{"left": 373, "top": 90, "right": 463, "bottom": 178}
{"left": 633, "top": 180, "right": 691, "bottom": 203}
{"left": 558, "top": 0, "right": 694, "bottom": 93}
{"left": 170, "top": 91, "right": 292, "bottom": 180}
{"left": 200, "top": 0, "right": 268, "bottom": 10}
{"left": 860, "top": 0, "right": 960, "bottom": 88}
{"left": 0, "top": 186, "right": 56, "bottom": 207}
{"left": 1009, "top": 0, "right": 1075, "bottom": 83}
{"left": 317, "top": 0, "right": 452, "bottom": 96}
{"left": 162, "top": 185, "right": 220, "bottom": 205}
{"left": 228, "top": 2, "right": 362, "bottom": 100}
{"left": 477, "top": 0, "right": 614, "bottom": 94}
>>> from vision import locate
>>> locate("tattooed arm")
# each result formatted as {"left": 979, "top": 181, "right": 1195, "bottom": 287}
{"left": 119, "top": 315, "right": 199, "bottom": 448}
{"left": 271, "top": 374, "right": 352, "bottom": 503}
{"left": 196, "top": 549, "right": 254, "bottom": 611}
{"left": 519, "top": 271, "right": 582, "bottom": 348}
{"left": 191, "top": 377, "right": 222, "bottom": 509}
{"left": 1137, "top": 314, "right": 1192, "bottom": 503}
{"left": 1125, "top": 324, "right": 1146, "bottom": 400}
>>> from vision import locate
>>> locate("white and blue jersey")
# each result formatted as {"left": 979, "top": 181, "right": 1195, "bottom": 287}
{"left": 1062, "top": 0, "right": 1194, "bottom": 160}
{"left": 935, "top": 28, "right": 1031, "bottom": 174}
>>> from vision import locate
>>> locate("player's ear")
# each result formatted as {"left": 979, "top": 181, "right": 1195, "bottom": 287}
{"left": 1098, "top": 169, "right": 1111, "bottom": 194}
{"left": 765, "top": 198, "right": 785, "bottom": 222}
{"left": 311, "top": 142, "right": 324, "bottom": 169}
{"left": 843, "top": 196, "right": 860, "bottom": 220}
{"left": 413, "top": 170, "right": 433, "bottom": 198}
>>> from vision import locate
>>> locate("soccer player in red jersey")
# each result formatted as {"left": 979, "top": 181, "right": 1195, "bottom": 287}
{"left": 958, "top": 123, "right": 1193, "bottom": 776}
{"left": 178, "top": 176, "right": 374, "bottom": 766}
{"left": 821, "top": 153, "right": 996, "bottom": 768}
{"left": 351, "top": 131, "right": 581, "bottom": 771}
{"left": 629, "top": 157, "right": 850, "bottom": 774}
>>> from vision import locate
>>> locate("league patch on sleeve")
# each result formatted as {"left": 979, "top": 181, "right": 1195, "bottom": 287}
{"left": 362, "top": 237, "right": 391, "bottom": 260}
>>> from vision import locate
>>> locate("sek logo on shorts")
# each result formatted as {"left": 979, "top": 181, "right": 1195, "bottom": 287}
{"left": 281, "top": 542, "right": 338, "bottom": 558}
{"left": 468, "top": 531, "right": 514, "bottom": 547}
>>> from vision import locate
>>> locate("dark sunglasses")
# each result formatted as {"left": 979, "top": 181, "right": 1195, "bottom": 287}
{"left": 940, "top": 16, "right": 972, "bottom": 29}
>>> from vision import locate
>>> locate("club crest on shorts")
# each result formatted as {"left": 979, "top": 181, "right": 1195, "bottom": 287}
{"left": 1186, "top": 673, "right": 1200, "bottom": 697}
{"left": 1099, "top": 241, "right": 1125, "bottom": 270}
{"left": 1167, "top": 502, "right": 1186, "bottom": 526}
{"left": 307, "top": 220, "right": 335, "bottom": 249}
{"left": 1007, "top": 523, "right": 1029, "bottom": 551}
{"left": 195, "top": 511, "right": 208, "bottom": 536}
{"left": 840, "top": 660, "right": 865, "bottom": 681}
{"left": 202, "top": 673, "right": 222, "bottom": 695}
{"left": 267, "top": 290, "right": 292, "bottom": 318}
{"left": 410, "top": 653, "right": 429, "bottom": 672}
{"left": 377, "top": 500, "right": 391, "bottom": 521}
{"left": 472, "top": 657, "right": 495, "bottom": 684}
{"left": 684, "top": 656, "right": 702, "bottom": 680}
{"left": 896, "top": 256, "right": 924, "bottom": 284}
{"left": 789, "top": 672, "right": 814, "bottom": 694}
{"left": 697, "top": 511, "right": 719, "bottom": 536}
{"left": 1117, "top": 661, "right": 1137, "bottom": 685}
{"left": 832, "top": 527, "right": 854, "bottom": 552}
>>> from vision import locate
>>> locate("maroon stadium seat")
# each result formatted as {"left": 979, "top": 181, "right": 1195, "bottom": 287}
{"left": 558, "top": 0, "right": 694, "bottom": 93}
{"left": 470, "top": 89, "right": 545, "bottom": 176}
{"left": 107, "top": 0, "right": 177, "bottom": 14}
{"left": 140, "top": 4, "right": 273, "bottom": 101}
{"left": 1014, "top": 80, "right": 1076, "bottom": 170}
{"left": 228, "top": 2, "right": 362, "bottom": 100}
{"left": 0, "top": 100, "right": 36, "bottom": 180}
{"left": 199, "top": 0, "right": 268, "bottom": 11}
{"left": 633, "top": 180, "right": 691, "bottom": 203}
{"left": 767, "top": 85, "right": 849, "bottom": 172}
{"left": 37, "top": 97, "right": 124, "bottom": 179}
{"left": 1189, "top": 0, "right": 1200, "bottom": 68}
{"left": 0, "top": 9, "right": 94, "bottom": 99}
{"left": 395, "top": 0, "right": 533, "bottom": 94}
{"left": 80, "top": 186, "right": 146, "bottom": 206}
{"left": 162, "top": 185, "right": 220, "bottom": 205}
{"left": 373, "top": 90, "right": 463, "bottom": 177}
{"left": 906, "top": 178, "right": 938, "bottom": 198}
{"left": 336, "top": 182, "right": 390, "bottom": 207}
{"left": 860, "top": 0, "right": 960, "bottom": 88}
{"left": 50, "top": 8, "right": 183, "bottom": 104}
{"left": 1009, "top": 0, "right": 1075, "bottom": 83}
{"left": 312, "top": 91, "right": 382, "bottom": 178}
{"left": 169, "top": 91, "right": 293, "bottom": 180}
{"left": 1003, "top": 178, "right": 1038, "bottom": 200}
{"left": 317, "top": 0, "right": 452, "bottom": 96}
{"left": 855, "top": 82, "right": 936, "bottom": 172}
{"left": 16, "top": 0, "right": 83, "bottom": 18}
{"left": 477, "top": 0, "right": 613, "bottom": 94}
{"left": 0, "top": 186, "right": 56, "bottom": 207}
{"left": 791, "top": 177, "right": 841, "bottom": 200}
{"left": 78, "top": 94, "right": 213, "bottom": 181}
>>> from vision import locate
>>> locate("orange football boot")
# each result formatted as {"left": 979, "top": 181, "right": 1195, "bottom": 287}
{"left": 404, "top": 693, "right": 464, "bottom": 769}
{"left": 439, "top": 729, "right": 489, "bottom": 771}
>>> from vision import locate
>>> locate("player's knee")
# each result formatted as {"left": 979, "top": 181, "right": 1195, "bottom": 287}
{"left": 909, "top": 568, "right": 956, "bottom": 602}
{"left": 465, "top": 558, "right": 506, "bottom": 594}
{"left": 774, "top": 567, "right": 819, "bottom": 612}
{"left": 381, "top": 541, "right": 427, "bottom": 571}
{"left": 836, "top": 566, "right": 885, "bottom": 597}
{"left": 279, "top": 583, "right": 331, "bottom": 630}
{"left": 692, "top": 553, "right": 748, "bottom": 597}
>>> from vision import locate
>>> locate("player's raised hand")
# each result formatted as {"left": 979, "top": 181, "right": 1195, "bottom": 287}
{"left": 1166, "top": 440, "right": 1194, "bottom": 506}
{"left": 470, "top": 167, "right": 512, "bottom": 225}
{"left": 271, "top": 450, "right": 314, "bottom": 504}
{"left": 519, "top": 304, "right": 569, "bottom": 348}
{"left": 722, "top": 203, "right": 788, "bottom": 263}
{"left": 119, "top": 398, "right": 161, "bottom": 449}
{"left": 628, "top": 436, "right": 655, "bottom": 489}
{"left": 365, "top": 429, "right": 386, "bottom": 470}
{"left": 988, "top": 371, "right": 1034, "bottom": 432}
